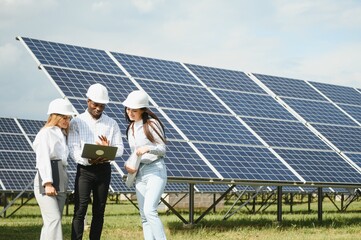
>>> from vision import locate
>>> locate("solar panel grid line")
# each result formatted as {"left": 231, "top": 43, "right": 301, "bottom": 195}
{"left": 251, "top": 73, "right": 326, "bottom": 101}
{"left": 252, "top": 73, "right": 361, "bottom": 158}
{"left": 282, "top": 98, "right": 359, "bottom": 126}
{"left": 184, "top": 64, "right": 265, "bottom": 94}
{"left": 273, "top": 149, "right": 361, "bottom": 186}
{"left": 309, "top": 81, "right": 361, "bottom": 106}
{"left": 41, "top": 65, "right": 134, "bottom": 105}
{"left": 311, "top": 124, "right": 361, "bottom": 153}
{"left": 249, "top": 74, "right": 353, "bottom": 152}
{"left": 174, "top": 140, "right": 223, "bottom": 180}
{"left": 247, "top": 72, "right": 279, "bottom": 98}
{"left": 267, "top": 148, "right": 306, "bottom": 183}
{"left": 192, "top": 142, "right": 303, "bottom": 184}
{"left": 13, "top": 118, "right": 36, "bottom": 150}
{"left": 305, "top": 81, "right": 361, "bottom": 127}
{"left": 110, "top": 52, "right": 200, "bottom": 85}
{"left": 19, "top": 37, "right": 122, "bottom": 75}
{"left": 247, "top": 73, "right": 319, "bottom": 126}
{"left": 336, "top": 104, "right": 361, "bottom": 124}
{"left": 39, "top": 65, "right": 76, "bottom": 102}
{"left": 179, "top": 66, "right": 275, "bottom": 149}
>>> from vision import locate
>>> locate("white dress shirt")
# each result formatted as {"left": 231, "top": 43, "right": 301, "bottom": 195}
{"left": 33, "top": 126, "right": 68, "bottom": 186}
{"left": 68, "top": 110, "right": 124, "bottom": 166}
{"left": 128, "top": 119, "right": 166, "bottom": 164}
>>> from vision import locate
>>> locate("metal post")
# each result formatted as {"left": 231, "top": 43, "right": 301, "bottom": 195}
{"left": 277, "top": 186, "right": 282, "bottom": 222}
{"left": 318, "top": 187, "right": 323, "bottom": 222}
{"left": 189, "top": 183, "right": 194, "bottom": 225}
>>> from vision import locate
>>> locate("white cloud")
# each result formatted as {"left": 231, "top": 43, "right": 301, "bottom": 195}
{"left": 0, "top": 43, "right": 21, "bottom": 67}
{"left": 293, "top": 43, "right": 361, "bottom": 87}
{"left": 130, "top": 0, "right": 164, "bottom": 12}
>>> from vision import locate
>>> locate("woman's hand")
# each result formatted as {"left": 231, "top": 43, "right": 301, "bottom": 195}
{"left": 136, "top": 146, "right": 150, "bottom": 156}
{"left": 44, "top": 182, "right": 57, "bottom": 196}
{"left": 125, "top": 164, "right": 137, "bottom": 174}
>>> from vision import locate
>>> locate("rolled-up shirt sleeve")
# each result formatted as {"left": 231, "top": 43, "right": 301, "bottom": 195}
{"left": 111, "top": 121, "right": 124, "bottom": 157}
{"left": 68, "top": 119, "right": 90, "bottom": 166}
{"left": 34, "top": 130, "right": 53, "bottom": 185}
{"left": 148, "top": 122, "right": 166, "bottom": 157}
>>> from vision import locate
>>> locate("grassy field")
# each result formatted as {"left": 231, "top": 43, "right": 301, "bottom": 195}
{"left": 0, "top": 194, "right": 360, "bottom": 240}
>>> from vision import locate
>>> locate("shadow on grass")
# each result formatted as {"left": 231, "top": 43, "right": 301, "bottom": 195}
{"left": 166, "top": 213, "right": 361, "bottom": 235}
{"left": 0, "top": 223, "right": 73, "bottom": 240}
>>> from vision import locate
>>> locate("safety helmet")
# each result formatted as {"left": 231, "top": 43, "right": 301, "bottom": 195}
{"left": 47, "top": 98, "right": 75, "bottom": 115}
{"left": 86, "top": 83, "right": 109, "bottom": 104}
{"left": 122, "top": 90, "right": 149, "bottom": 109}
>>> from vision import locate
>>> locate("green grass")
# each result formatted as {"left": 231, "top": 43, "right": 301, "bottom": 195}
{"left": 1, "top": 195, "right": 361, "bottom": 240}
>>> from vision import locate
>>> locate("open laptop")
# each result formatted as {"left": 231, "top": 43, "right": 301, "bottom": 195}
{"left": 81, "top": 143, "right": 118, "bottom": 160}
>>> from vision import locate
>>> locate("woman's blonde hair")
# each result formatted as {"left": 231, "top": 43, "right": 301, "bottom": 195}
{"left": 43, "top": 114, "right": 70, "bottom": 135}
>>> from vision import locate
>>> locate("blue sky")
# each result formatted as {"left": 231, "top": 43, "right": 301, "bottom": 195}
{"left": 1, "top": 0, "right": 361, "bottom": 120}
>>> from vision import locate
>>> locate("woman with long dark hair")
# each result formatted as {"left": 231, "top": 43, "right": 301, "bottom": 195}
{"left": 123, "top": 90, "right": 167, "bottom": 240}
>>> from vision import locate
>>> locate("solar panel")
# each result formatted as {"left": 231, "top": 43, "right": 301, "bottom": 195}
{"left": 283, "top": 98, "right": 358, "bottom": 126}
{"left": 243, "top": 118, "right": 330, "bottom": 150}
{"left": 0, "top": 118, "right": 22, "bottom": 134}
{"left": 213, "top": 90, "right": 296, "bottom": 120}
{"left": 0, "top": 171, "right": 35, "bottom": 191}
{"left": 344, "top": 153, "right": 361, "bottom": 168}
{"left": 253, "top": 73, "right": 326, "bottom": 100}
{"left": 17, "top": 119, "right": 45, "bottom": 135}
{"left": 136, "top": 79, "right": 229, "bottom": 114}
{"left": 195, "top": 184, "right": 233, "bottom": 193}
{"left": 0, "top": 134, "right": 33, "bottom": 151}
{"left": 17, "top": 36, "right": 361, "bottom": 188}
{"left": 337, "top": 104, "right": 361, "bottom": 123}
{"left": 111, "top": 52, "right": 200, "bottom": 85}
{"left": 22, "top": 37, "right": 122, "bottom": 75}
{"left": 165, "top": 141, "right": 218, "bottom": 179}
{"left": 310, "top": 81, "right": 361, "bottom": 106}
{"left": 193, "top": 143, "right": 300, "bottom": 183}
{"left": 0, "top": 151, "right": 35, "bottom": 170}
{"left": 185, "top": 63, "right": 265, "bottom": 93}
{"left": 164, "top": 109, "right": 262, "bottom": 146}
{"left": 314, "top": 125, "right": 361, "bottom": 153}
{"left": 44, "top": 66, "right": 134, "bottom": 102}
{"left": 274, "top": 149, "right": 361, "bottom": 184}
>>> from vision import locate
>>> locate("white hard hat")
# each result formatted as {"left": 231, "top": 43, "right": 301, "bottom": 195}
{"left": 47, "top": 98, "right": 75, "bottom": 115}
{"left": 122, "top": 90, "right": 149, "bottom": 109}
{"left": 86, "top": 83, "right": 109, "bottom": 104}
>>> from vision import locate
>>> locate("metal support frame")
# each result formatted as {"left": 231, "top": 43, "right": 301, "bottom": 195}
{"left": 0, "top": 180, "right": 34, "bottom": 218}
{"left": 223, "top": 186, "right": 263, "bottom": 220}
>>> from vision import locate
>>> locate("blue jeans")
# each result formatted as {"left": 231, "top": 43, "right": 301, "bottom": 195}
{"left": 136, "top": 159, "right": 167, "bottom": 240}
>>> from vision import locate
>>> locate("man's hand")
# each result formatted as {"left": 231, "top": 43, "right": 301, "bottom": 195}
{"left": 96, "top": 135, "right": 110, "bottom": 146}
{"left": 88, "top": 157, "right": 109, "bottom": 165}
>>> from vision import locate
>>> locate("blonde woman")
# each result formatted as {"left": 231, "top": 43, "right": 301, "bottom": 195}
{"left": 33, "top": 98, "right": 75, "bottom": 240}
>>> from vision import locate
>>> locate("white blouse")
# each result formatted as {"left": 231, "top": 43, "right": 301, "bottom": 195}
{"left": 33, "top": 126, "right": 68, "bottom": 186}
{"left": 128, "top": 119, "right": 166, "bottom": 164}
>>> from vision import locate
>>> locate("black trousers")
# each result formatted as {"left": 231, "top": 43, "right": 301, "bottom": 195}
{"left": 71, "top": 163, "right": 111, "bottom": 240}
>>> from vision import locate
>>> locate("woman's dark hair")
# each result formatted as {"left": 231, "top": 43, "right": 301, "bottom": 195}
{"left": 124, "top": 107, "right": 166, "bottom": 144}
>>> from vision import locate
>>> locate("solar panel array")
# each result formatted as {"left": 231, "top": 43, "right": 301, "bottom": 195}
{"left": 9, "top": 36, "right": 361, "bottom": 190}
{"left": 0, "top": 117, "right": 227, "bottom": 194}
